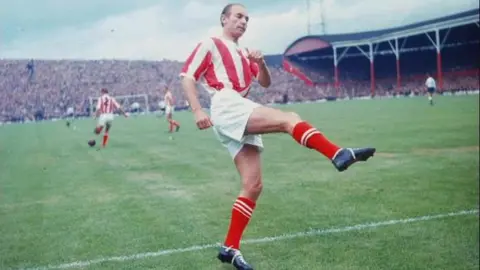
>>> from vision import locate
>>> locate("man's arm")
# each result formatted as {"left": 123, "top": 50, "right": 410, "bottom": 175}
{"left": 257, "top": 60, "right": 271, "bottom": 88}
{"left": 248, "top": 50, "right": 271, "bottom": 88}
{"left": 181, "top": 77, "right": 203, "bottom": 112}
{"left": 117, "top": 106, "right": 128, "bottom": 117}
{"left": 181, "top": 76, "right": 213, "bottom": 130}
{"left": 94, "top": 99, "right": 101, "bottom": 118}
{"left": 179, "top": 39, "right": 215, "bottom": 129}
{"left": 113, "top": 99, "right": 128, "bottom": 117}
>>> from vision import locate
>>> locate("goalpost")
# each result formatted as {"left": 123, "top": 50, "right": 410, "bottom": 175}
{"left": 88, "top": 93, "right": 149, "bottom": 116}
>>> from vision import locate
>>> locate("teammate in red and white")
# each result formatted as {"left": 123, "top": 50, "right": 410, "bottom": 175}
{"left": 180, "top": 4, "right": 375, "bottom": 270}
{"left": 164, "top": 86, "right": 180, "bottom": 132}
{"left": 93, "top": 88, "right": 128, "bottom": 148}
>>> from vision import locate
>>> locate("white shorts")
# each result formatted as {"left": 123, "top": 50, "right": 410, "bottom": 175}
{"left": 210, "top": 89, "right": 263, "bottom": 159}
{"left": 165, "top": 105, "right": 175, "bottom": 115}
{"left": 98, "top": 113, "right": 114, "bottom": 126}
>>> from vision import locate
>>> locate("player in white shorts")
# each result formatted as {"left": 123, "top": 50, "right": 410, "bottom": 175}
{"left": 93, "top": 88, "right": 128, "bottom": 147}
{"left": 425, "top": 73, "right": 436, "bottom": 106}
{"left": 180, "top": 4, "right": 375, "bottom": 270}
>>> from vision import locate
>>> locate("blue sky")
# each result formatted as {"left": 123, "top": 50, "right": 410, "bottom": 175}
{"left": 0, "top": 0, "right": 478, "bottom": 61}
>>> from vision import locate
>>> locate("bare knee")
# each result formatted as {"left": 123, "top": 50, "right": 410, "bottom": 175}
{"left": 241, "top": 176, "right": 263, "bottom": 201}
{"left": 282, "top": 111, "right": 302, "bottom": 133}
{"left": 235, "top": 144, "right": 263, "bottom": 201}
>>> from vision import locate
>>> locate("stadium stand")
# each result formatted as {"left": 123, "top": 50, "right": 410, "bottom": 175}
{"left": 283, "top": 8, "right": 479, "bottom": 98}
{"left": 0, "top": 9, "right": 478, "bottom": 123}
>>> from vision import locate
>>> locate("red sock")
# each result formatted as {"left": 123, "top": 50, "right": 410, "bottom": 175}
{"left": 168, "top": 120, "right": 173, "bottom": 132}
{"left": 102, "top": 134, "right": 109, "bottom": 147}
{"left": 292, "top": 121, "right": 341, "bottom": 159}
{"left": 224, "top": 197, "right": 256, "bottom": 249}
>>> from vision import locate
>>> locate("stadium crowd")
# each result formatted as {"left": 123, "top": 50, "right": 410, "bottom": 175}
{"left": 0, "top": 57, "right": 478, "bottom": 122}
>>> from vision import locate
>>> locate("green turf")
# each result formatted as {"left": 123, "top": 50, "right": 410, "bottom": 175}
{"left": 1, "top": 95, "right": 478, "bottom": 270}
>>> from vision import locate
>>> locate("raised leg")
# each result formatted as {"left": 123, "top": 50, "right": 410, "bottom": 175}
{"left": 245, "top": 106, "right": 375, "bottom": 171}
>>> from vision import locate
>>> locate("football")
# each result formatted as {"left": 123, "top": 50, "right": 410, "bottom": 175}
{"left": 88, "top": 140, "right": 96, "bottom": 147}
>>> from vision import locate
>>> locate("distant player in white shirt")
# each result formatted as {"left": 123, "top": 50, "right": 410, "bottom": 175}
{"left": 65, "top": 106, "right": 75, "bottom": 128}
{"left": 157, "top": 100, "right": 166, "bottom": 117}
{"left": 93, "top": 88, "right": 128, "bottom": 147}
{"left": 164, "top": 86, "right": 180, "bottom": 133}
{"left": 131, "top": 102, "right": 140, "bottom": 113}
{"left": 425, "top": 73, "right": 436, "bottom": 106}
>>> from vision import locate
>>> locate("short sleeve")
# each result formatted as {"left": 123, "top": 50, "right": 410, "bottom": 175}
{"left": 180, "top": 39, "right": 213, "bottom": 81}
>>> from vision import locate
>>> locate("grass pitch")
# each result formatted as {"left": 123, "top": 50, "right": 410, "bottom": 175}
{"left": 1, "top": 95, "right": 478, "bottom": 270}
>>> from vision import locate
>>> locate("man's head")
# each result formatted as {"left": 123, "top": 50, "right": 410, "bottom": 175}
{"left": 220, "top": 3, "right": 248, "bottom": 40}
{"left": 101, "top": 88, "right": 108, "bottom": 94}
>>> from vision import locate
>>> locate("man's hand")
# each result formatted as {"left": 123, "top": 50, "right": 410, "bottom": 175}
{"left": 248, "top": 49, "right": 271, "bottom": 87}
{"left": 194, "top": 109, "right": 213, "bottom": 130}
{"left": 248, "top": 50, "right": 265, "bottom": 65}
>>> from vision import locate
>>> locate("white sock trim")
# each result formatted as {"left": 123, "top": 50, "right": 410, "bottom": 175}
{"left": 332, "top": 148, "right": 343, "bottom": 160}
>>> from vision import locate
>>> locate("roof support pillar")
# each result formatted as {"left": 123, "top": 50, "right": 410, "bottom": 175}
{"left": 425, "top": 29, "right": 443, "bottom": 89}
{"left": 388, "top": 37, "right": 401, "bottom": 91}
{"left": 369, "top": 43, "right": 375, "bottom": 97}
{"left": 395, "top": 38, "right": 401, "bottom": 92}
{"left": 356, "top": 44, "right": 375, "bottom": 97}
{"left": 333, "top": 46, "right": 351, "bottom": 96}
{"left": 333, "top": 46, "right": 339, "bottom": 93}
{"left": 435, "top": 29, "right": 443, "bottom": 90}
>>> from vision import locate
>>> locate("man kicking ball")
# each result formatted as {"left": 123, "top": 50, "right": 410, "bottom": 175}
{"left": 180, "top": 3, "right": 375, "bottom": 269}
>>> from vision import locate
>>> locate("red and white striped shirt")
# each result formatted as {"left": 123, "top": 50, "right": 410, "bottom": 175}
{"left": 96, "top": 94, "right": 120, "bottom": 114}
{"left": 180, "top": 37, "right": 260, "bottom": 97}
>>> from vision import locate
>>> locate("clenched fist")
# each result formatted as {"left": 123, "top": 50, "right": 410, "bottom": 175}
{"left": 247, "top": 50, "right": 265, "bottom": 64}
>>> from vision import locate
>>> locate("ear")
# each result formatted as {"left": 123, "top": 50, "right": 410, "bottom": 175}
{"left": 221, "top": 14, "right": 228, "bottom": 26}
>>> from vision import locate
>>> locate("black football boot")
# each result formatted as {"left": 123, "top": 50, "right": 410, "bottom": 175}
{"left": 332, "top": 147, "right": 376, "bottom": 172}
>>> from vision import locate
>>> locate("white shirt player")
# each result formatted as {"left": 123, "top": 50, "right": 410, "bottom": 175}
{"left": 131, "top": 102, "right": 140, "bottom": 110}
{"left": 425, "top": 77, "right": 436, "bottom": 89}
{"left": 158, "top": 101, "right": 166, "bottom": 109}
{"left": 66, "top": 107, "right": 74, "bottom": 115}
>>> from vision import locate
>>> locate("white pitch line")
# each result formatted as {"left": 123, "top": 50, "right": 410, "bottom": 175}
{"left": 21, "top": 209, "right": 478, "bottom": 270}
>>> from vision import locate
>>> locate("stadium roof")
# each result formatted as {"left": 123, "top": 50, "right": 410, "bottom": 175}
{"left": 284, "top": 8, "right": 479, "bottom": 56}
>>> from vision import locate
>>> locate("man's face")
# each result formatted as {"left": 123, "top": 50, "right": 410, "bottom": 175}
{"left": 222, "top": 5, "right": 249, "bottom": 38}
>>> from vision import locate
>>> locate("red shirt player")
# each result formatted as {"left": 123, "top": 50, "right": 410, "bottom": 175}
{"left": 180, "top": 4, "right": 376, "bottom": 269}
{"left": 93, "top": 88, "right": 128, "bottom": 148}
